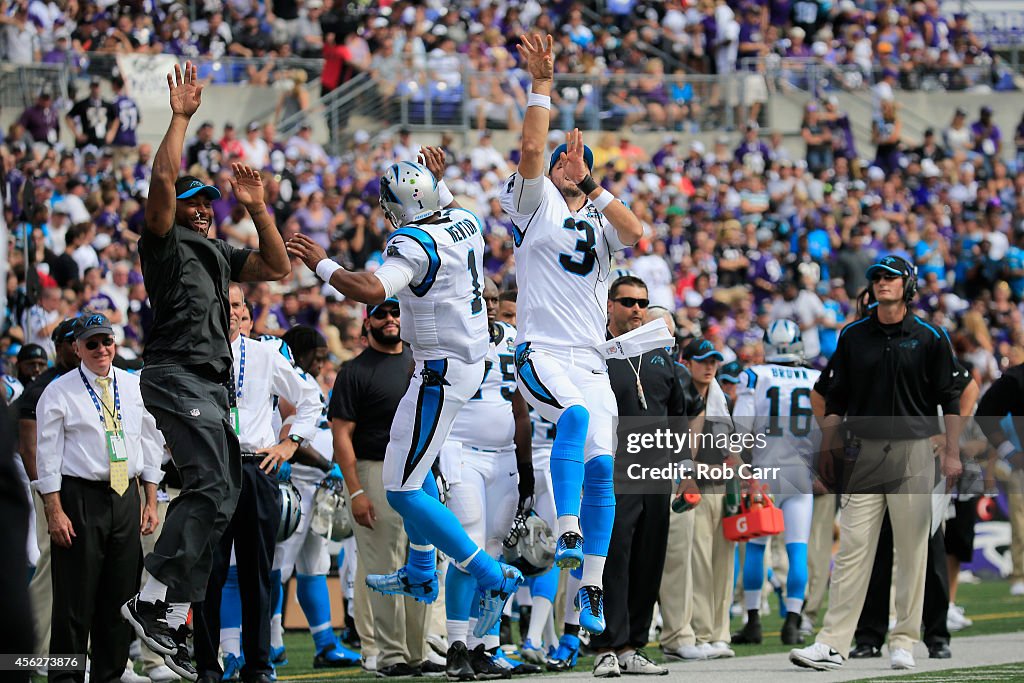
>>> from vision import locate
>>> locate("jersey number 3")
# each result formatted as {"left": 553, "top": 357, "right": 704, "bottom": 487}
{"left": 559, "top": 218, "right": 596, "bottom": 276}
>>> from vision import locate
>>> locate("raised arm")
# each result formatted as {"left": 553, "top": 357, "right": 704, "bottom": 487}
{"left": 516, "top": 34, "right": 554, "bottom": 181}
{"left": 563, "top": 129, "right": 644, "bottom": 246}
{"left": 287, "top": 233, "right": 388, "bottom": 304}
{"left": 146, "top": 62, "right": 205, "bottom": 237}
{"left": 232, "top": 164, "right": 291, "bottom": 281}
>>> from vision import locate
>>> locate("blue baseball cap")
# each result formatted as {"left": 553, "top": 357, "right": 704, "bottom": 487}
{"left": 865, "top": 254, "right": 913, "bottom": 280}
{"left": 718, "top": 361, "right": 744, "bottom": 383}
{"left": 367, "top": 298, "right": 400, "bottom": 318}
{"left": 683, "top": 337, "right": 724, "bottom": 362}
{"left": 175, "top": 175, "right": 222, "bottom": 200}
{"left": 549, "top": 144, "right": 594, "bottom": 174}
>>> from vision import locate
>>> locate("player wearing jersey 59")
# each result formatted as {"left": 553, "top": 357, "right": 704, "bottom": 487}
{"left": 500, "top": 34, "right": 644, "bottom": 636}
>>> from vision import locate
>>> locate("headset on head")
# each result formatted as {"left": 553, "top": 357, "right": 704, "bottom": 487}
{"left": 867, "top": 255, "right": 918, "bottom": 304}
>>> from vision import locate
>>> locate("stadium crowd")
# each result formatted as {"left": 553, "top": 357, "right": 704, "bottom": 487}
{"left": 3, "top": 2, "right": 1024, "bottom": 683}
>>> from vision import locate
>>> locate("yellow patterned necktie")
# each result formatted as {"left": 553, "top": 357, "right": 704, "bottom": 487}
{"left": 97, "top": 376, "right": 128, "bottom": 496}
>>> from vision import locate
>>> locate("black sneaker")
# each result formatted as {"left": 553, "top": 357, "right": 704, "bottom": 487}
{"left": 446, "top": 641, "right": 476, "bottom": 681}
{"left": 781, "top": 612, "right": 804, "bottom": 645}
{"left": 848, "top": 643, "right": 882, "bottom": 659}
{"left": 376, "top": 662, "right": 420, "bottom": 678}
{"left": 732, "top": 613, "right": 762, "bottom": 645}
{"left": 421, "top": 660, "right": 447, "bottom": 678}
{"left": 469, "top": 644, "right": 510, "bottom": 680}
{"left": 121, "top": 595, "right": 177, "bottom": 656}
{"left": 163, "top": 626, "right": 197, "bottom": 682}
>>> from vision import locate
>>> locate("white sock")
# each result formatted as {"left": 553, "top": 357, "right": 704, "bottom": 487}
{"left": 447, "top": 619, "right": 469, "bottom": 646}
{"left": 744, "top": 589, "right": 762, "bottom": 612}
{"left": 484, "top": 633, "right": 500, "bottom": 651}
{"left": 165, "top": 603, "right": 190, "bottom": 629}
{"left": 563, "top": 572, "right": 581, "bottom": 627}
{"left": 139, "top": 576, "right": 168, "bottom": 604}
{"left": 527, "top": 597, "right": 552, "bottom": 645}
{"left": 785, "top": 597, "right": 804, "bottom": 616}
{"left": 271, "top": 613, "right": 284, "bottom": 649}
{"left": 221, "top": 628, "right": 241, "bottom": 657}
{"left": 467, "top": 619, "right": 481, "bottom": 649}
{"left": 557, "top": 515, "right": 582, "bottom": 538}
{"left": 544, "top": 611, "right": 557, "bottom": 648}
{"left": 580, "top": 555, "right": 606, "bottom": 589}
{"left": 503, "top": 598, "right": 513, "bottom": 617}
{"left": 517, "top": 586, "right": 533, "bottom": 607}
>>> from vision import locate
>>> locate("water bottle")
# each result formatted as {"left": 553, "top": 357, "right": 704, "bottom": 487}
{"left": 723, "top": 476, "right": 742, "bottom": 517}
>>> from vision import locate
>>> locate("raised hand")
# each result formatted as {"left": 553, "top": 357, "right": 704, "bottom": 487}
{"left": 287, "top": 233, "right": 329, "bottom": 272}
{"left": 419, "top": 145, "right": 448, "bottom": 181}
{"left": 230, "top": 163, "right": 265, "bottom": 208}
{"left": 562, "top": 128, "right": 589, "bottom": 183}
{"left": 167, "top": 61, "right": 204, "bottom": 118}
{"left": 516, "top": 33, "right": 554, "bottom": 82}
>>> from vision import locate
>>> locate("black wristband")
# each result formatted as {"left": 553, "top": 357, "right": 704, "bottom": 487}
{"left": 576, "top": 174, "right": 599, "bottom": 195}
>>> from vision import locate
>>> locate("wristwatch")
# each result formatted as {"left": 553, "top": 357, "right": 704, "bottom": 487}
{"left": 286, "top": 434, "right": 303, "bottom": 447}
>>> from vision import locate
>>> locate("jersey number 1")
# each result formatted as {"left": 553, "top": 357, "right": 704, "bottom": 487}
{"left": 766, "top": 386, "right": 812, "bottom": 437}
{"left": 468, "top": 249, "right": 483, "bottom": 315}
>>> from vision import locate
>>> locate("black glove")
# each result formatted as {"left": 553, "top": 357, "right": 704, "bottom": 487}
{"left": 517, "top": 464, "right": 535, "bottom": 513}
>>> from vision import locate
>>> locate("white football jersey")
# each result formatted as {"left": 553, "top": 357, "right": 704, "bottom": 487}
{"left": 450, "top": 321, "right": 517, "bottom": 450}
{"left": 733, "top": 363, "right": 822, "bottom": 467}
{"left": 499, "top": 174, "right": 628, "bottom": 349}
{"left": 384, "top": 207, "right": 489, "bottom": 364}
{"left": 289, "top": 364, "right": 331, "bottom": 487}
{"left": 2, "top": 374, "right": 24, "bottom": 406}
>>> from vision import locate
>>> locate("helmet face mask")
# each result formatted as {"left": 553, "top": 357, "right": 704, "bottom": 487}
{"left": 379, "top": 161, "right": 442, "bottom": 228}
{"left": 502, "top": 510, "right": 556, "bottom": 577}
{"left": 310, "top": 476, "right": 354, "bottom": 542}
{"left": 764, "top": 319, "right": 804, "bottom": 364}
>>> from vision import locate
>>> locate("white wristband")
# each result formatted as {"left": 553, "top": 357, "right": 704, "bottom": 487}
{"left": 315, "top": 258, "right": 343, "bottom": 283}
{"left": 350, "top": 488, "right": 365, "bottom": 500}
{"left": 592, "top": 189, "right": 615, "bottom": 212}
{"left": 998, "top": 441, "right": 1016, "bottom": 460}
{"left": 438, "top": 179, "right": 454, "bottom": 207}
{"left": 527, "top": 93, "right": 551, "bottom": 110}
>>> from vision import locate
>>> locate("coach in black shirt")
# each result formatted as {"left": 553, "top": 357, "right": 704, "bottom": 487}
{"left": 122, "top": 61, "right": 290, "bottom": 681}
{"left": 591, "top": 276, "right": 696, "bottom": 676}
{"left": 329, "top": 298, "right": 426, "bottom": 677}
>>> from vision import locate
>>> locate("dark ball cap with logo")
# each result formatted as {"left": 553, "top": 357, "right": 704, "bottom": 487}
{"left": 175, "top": 175, "right": 222, "bottom": 201}
{"left": 75, "top": 313, "right": 114, "bottom": 340}
{"left": 718, "top": 360, "right": 744, "bottom": 383}
{"left": 51, "top": 316, "right": 80, "bottom": 344}
{"left": 683, "top": 337, "right": 724, "bottom": 362}
{"left": 865, "top": 254, "right": 913, "bottom": 280}
{"left": 17, "top": 343, "right": 47, "bottom": 362}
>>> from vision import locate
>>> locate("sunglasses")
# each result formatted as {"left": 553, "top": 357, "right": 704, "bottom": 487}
{"left": 871, "top": 273, "right": 902, "bottom": 282}
{"left": 613, "top": 297, "right": 650, "bottom": 309}
{"left": 84, "top": 336, "right": 115, "bottom": 350}
{"left": 370, "top": 306, "right": 400, "bottom": 320}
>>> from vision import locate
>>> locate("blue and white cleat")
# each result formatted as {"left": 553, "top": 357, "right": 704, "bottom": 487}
{"left": 576, "top": 585, "right": 606, "bottom": 635}
{"left": 270, "top": 645, "right": 287, "bottom": 666}
{"left": 545, "top": 633, "right": 580, "bottom": 672}
{"left": 519, "top": 638, "right": 546, "bottom": 665}
{"left": 222, "top": 653, "right": 244, "bottom": 681}
{"left": 554, "top": 531, "right": 584, "bottom": 570}
{"left": 474, "top": 563, "right": 525, "bottom": 638}
{"left": 366, "top": 566, "right": 440, "bottom": 603}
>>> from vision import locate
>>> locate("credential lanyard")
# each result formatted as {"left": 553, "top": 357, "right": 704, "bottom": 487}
{"left": 79, "top": 367, "right": 121, "bottom": 428}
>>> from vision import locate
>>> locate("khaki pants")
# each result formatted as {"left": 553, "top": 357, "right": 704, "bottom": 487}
{"left": 351, "top": 460, "right": 427, "bottom": 668}
{"left": 29, "top": 491, "right": 51, "bottom": 655}
{"left": 1010, "top": 469, "right": 1024, "bottom": 582}
{"left": 691, "top": 484, "right": 735, "bottom": 645}
{"left": 803, "top": 494, "right": 837, "bottom": 627}
{"left": 658, "top": 500, "right": 696, "bottom": 649}
{"left": 816, "top": 439, "right": 933, "bottom": 657}
{"left": 140, "top": 489, "right": 178, "bottom": 671}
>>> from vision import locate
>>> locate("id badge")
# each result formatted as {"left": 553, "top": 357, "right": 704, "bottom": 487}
{"left": 107, "top": 429, "right": 128, "bottom": 462}
{"left": 230, "top": 407, "right": 241, "bottom": 435}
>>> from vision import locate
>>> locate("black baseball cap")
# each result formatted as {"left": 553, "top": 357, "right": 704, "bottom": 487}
{"left": 865, "top": 254, "right": 913, "bottom": 280}
{"left": 175, "top": 175, "right": 222, "bottom": 200}
{"left": 75, "top": 312, "right": 114, "bottom": 340}
{"left": 51, "top": 316, "right": 80, "bottom": 344}
{"left": 17, "top": 343, "right": 47, "bottom": 362}
{"left": 718, "top": 361, "right": 744, "bottom": 384}
{"left": 682, "top": 337, "right": 724, "bottom": 362}
{"left": 367, "top": 297, "right": 400, "bottom": 318}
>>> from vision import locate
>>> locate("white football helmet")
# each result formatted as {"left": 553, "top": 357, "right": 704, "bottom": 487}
{"left": 763, "top": 319, "right": 804, "bottom": 364}
{"left": 309, "top": 476, "right": 354, "bottom": 542}
{"left": 502, "top": 509, "right": 556, "bottom": 577}
{"left": 277, "top": 481, "right": 303, "bottom": 543}
{"left": 379, "top": 161, "right": 441, "bottom": 227}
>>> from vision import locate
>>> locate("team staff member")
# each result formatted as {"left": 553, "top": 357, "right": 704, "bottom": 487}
{"left": 329, "top": 299, "right": 428, "bottom": 678}
{"left": 123, "top": 62, "right": 290, "bottom": 682}
{"left": 975, "top": 362, "right": 1024, "bottom": 597}
{"left": 19, "top": 317, "right": 80, "bottom": 661}
{"left": 850, "top": 369, "right": 978, "bottom": 660}
{"left": 35, "top": 314, "right": 164, "bottom": 683}
{"left": 193, "top": 286, "right": 321, "bottom": 683}
{"left": 790, "top": 255, "right": 962, "bottom": 672}
{"left": 591, "top": 282, "right": 694, "bottom": 678}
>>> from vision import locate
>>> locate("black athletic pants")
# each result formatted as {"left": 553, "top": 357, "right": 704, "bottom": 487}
{"left": 141, "top": 366, "right": 242, "bottom": 603}
{"left": 590, "top": 492, "right": 671, "bottom": 652}
{"left": 194, "top": 459, "right": 282, "bottom": 680}
{"left": 51, "top": 477, "right": 141, "bottom": 683}
{"left": 854, "top": 510, "right": 951, "bottom": 650}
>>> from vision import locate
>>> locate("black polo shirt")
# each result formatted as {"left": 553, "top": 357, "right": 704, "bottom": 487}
{"left": 976, "top": 364, "right": 1024, "bottom": 448}
{"left": 139, "top": 224, "right": 252, "bottom": 379}
{"left": 608, "top": 346, "right": 694, "bottom": 420}
{"left": 328, "top": 346, "right": 414, "bottom": 461}
{"left": 824, "top": 311, "right": 961, "bottom": 439}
